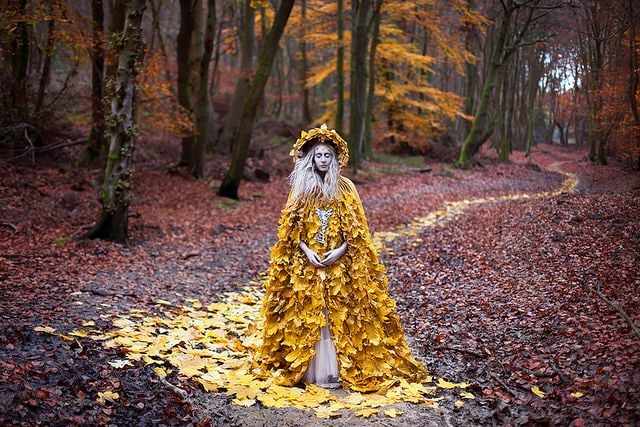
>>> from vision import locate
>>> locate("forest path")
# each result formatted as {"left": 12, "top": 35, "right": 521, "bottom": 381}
{"left": 1, "top": 144, "right": 638, "bottom": 426}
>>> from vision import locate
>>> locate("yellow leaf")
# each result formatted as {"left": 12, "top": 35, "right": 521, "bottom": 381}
{"left": 531, "top": 386, "right": 546, "bottom": 398}
{"left": 384, "top": 408, "right": 403, "bottom": 417}
{"left": 454, "top": 400, "right": 465, "bottom": 407}
{"left": 233, "top": 396, "right": 256, "bottom": 406}
{"left": 82, "top": 321, "right": 96, "bottom": 327}
{"left": 97, "top": 391, "right": 120, "bottom": 405}
{"left": 460, "top": 391, "right": 475, "bottom": 399}
{"left": 437, "top": 378, "right": 471, "bottom": 389}
{"left": 34, "top": 326, "right": 56, "bottom": 334}
{"left": 355, "top": 408, "right": 379, "bottom": 417}
{"left": 154, "top": 366, "right": 170, "bottom": 378}
{"left": 155, "top": 299, "right": 172, "bottom": 306}
{"left": 108, "top": 359, "right": 133, "bottom": 369}
{"left": 315, "top": 406, "right": 340, "bottom": 419}
{"left": 570, "top": 391, "right": 584, "bottom": 398}
{"left": 69, "top": 329, "right": 89, "bottom": 338}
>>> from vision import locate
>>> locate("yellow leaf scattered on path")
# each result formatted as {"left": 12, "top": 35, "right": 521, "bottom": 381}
{"left": 460, "top": 391, "right": 475, "bottom": 399}
{"left": 154, "top": 366, "right": 170, "bottom": 378}
{"left": 155, "top": 299, "right": 172, "bottom": 305}
{"left": 384, "top": 408, "right": 403, "bottom": 417}
{"left": 82, "top": 321, "right": 96, "bottom": 327}
{"left": 570, "top": 391, "right": 584, "bottom": 398}
{"left": 315, "top": 407, "right": 341, "bottom": 419}
{"left": 97, "top": 391, "right": 119, "bottom": 405}
{"left": 531, "top": 386, "right": 546, "bottom": 398}
{"left": 34, "top": 326, "right": 56, "bottom": 334}
{"left": 355, "top": 407, "right": 379, "bottom": 417}
{"left": 63, "top": 287, "right": 463, "bottom": 419}
{"left": 108, "top": 359, "right": 133, "bottom": 369}
{"left": 437, "top": 378, "right": 471, "bottom": 389}
{"left": 454, "top": 400, "right": 465, "bottom": 407}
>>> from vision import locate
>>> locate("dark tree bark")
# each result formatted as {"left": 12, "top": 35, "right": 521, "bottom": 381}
{"left": 177, "top": 0, "right": 196, "bottom": 165}
{"left": 9, "top": 0, "right": 29, "bottom": 117}
{"left": 456, "top": 0, "right": 563, "bottom": 168}
{"left": 218, "top": 0, "right": 254, "bottom": 154}
{"left": 35, "top": 17, "right": 56, "bottom": 114}
{"left": 336, "top": 0, "right": 345, "bottom": 134}
{"left": 300, "top": 0, "right": 312, "bottom": 124}
{"left": 218, "top": 0, "right": 295, "bottom": 200}
{"left": 87, "top": 0, "right": 147, "bottom": 243}
{"left": 364, "top": 0, "right": 383, "bottom": 157}
{"left": 81, "top": 0, "right": 106, "bottom": 165}
{"left": 349, "top": 0, "right": 373, "bottom": 170}
{"left": 190, "top": 0, "right": 216, "bottom": 178}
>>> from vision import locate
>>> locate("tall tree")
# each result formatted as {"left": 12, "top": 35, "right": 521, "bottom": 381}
{"left": 7, "top": 0, "right": 29, "bottom": 118}
{"left": 177, "top": 0, "right": 196, "bottom": 166}
{"left": 34, "top": 2, "right": 57, "bottom": 115}
{"left": 456, "top": 0, "right": 564, "bottom": 169}
{"left": 190, "top": 0, "right": 216, "bottom": 178}
{"left": 82, "top": 0, "right": 125, "bottom": 164}
{"left": 335, "top": 0, "right": 345, "bottom": 134}
{"left": 349, "top": 0, "right": 373, "bottom": 170}
{"left": 81, "top": 0, "right": 106, "bottom": 165}
{"left": 363, "top": 0, "right": 383, "bottom": 157}
{"left": 218, "top": 0, "right": 295, "bottom": 200}
{"left": 300, "top": 0, "right": 312, "bottom": 124}
{"left": 87, "top": 0, "right": 147, "bottom": 243}
{"left": 218, "top": 0, "right": 255, "bottom": 154}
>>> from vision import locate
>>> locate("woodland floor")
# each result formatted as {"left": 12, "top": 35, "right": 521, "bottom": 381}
{"left": 1, "top": 142, "right": 639, "bottom": 426}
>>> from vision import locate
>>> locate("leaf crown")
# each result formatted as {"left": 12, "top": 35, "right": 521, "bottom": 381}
{"left": 290, "top": 124, "right": 349, "bottom": 169}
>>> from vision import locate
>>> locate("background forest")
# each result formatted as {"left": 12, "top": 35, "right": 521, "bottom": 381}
{"left": 2, "top": 0, "right": 639, "bottom": 242}
{"left": 1, "top": 1, "right": 640, "bottom": 426}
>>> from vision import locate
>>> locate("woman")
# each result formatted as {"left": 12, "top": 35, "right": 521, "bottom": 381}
{"left": 257, "top": 125, "right": 426, "bottom": 392}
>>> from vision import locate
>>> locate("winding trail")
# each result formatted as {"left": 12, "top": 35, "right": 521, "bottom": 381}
{"left": 75, "top": 162, "right": 582, "bottom": 426}
{"left": 373, "top": 163, "right": 578, "bottom": 253}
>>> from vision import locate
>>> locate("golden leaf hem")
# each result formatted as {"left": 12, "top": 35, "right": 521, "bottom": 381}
{"left": 257, "top": 176, "right": 427, "bottom": 392}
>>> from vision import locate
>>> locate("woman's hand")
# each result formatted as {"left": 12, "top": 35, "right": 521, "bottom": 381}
{"left": 321, "top": 241, "right": 347, "bottom": 266}
{"left": 299, "top": 241, "right": 325, "bottom": 267}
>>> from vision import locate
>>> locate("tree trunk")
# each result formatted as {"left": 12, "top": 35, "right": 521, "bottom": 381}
{"left": 177, "top": 0, "right": 196, "bottom": 165}
{"left": 349, "top": 0, "right": 372, "bottom": 170}
{"left": 9, "top": 0, "right": 29, "bottom": 118}
{"left": 218, "top": 0, "right": 254, "bottom": 153}
{"left": 190, "top": 0, "right": 216, "bottom": 178}
{"left": 218, "top": 0, "right": 295, "bottom": 200}
{"left": 81, "top": 0, "right": 106, "bottom": 165}
{"left": 300, "top": 0, "right": 312, "bottom": 124}
{"left": 498, "top": 62, "right": 510, "bottom": 162}
{"left": 524, "top": 50, "right": 541, "bottom": 158}
{"left": 336, "top": 0, "right": 345, "bottom": 134}
{"left": 364, "top": 0, "right": 382, "bottom": 158}
{"left": 35, "top": 18, "right": 56, "bottom": 114}
{"left": 87, "top": 0, "right": 147, "bottom": 243}
{"left": 456, "top": 6, "right": 511, "bottom": 169}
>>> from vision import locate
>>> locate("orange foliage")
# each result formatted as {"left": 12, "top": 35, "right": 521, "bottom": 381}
{"left": 600, "top": 33, "right": 640, "bottom": 161}
{"left": 138, "top": 51, "right": 192, "bottom": 139}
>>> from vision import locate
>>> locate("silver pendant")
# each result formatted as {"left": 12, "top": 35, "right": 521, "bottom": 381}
{"left": 315, "top": 208, "right": 333, "bottom": 244}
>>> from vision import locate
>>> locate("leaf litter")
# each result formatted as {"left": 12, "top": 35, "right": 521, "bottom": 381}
{"left": 2, "top": 143, "right": 639, "bottom": 425}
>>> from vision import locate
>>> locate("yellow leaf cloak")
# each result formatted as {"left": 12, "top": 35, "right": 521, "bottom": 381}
{"left": 257, "top": 176, "right": 427, "bottom": 392}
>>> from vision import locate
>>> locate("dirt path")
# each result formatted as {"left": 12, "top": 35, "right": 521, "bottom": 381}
{"left": 1, "top": 144, "right": 638, "bottom": 425}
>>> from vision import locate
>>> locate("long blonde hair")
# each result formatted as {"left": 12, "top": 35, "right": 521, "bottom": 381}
{"left": 289, "top": 142, "right": 340, "bottom": 203}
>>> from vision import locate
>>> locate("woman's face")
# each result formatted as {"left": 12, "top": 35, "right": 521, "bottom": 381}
{"left": 313, "top": 144, "right": 333, "bottom": 173}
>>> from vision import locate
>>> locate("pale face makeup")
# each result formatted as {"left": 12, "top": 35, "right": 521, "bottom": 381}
{"left": 313, "top": 144, "right": 333, "bottom": 174}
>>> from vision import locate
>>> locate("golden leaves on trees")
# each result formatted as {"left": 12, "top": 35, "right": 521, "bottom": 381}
{"left": 138, "top": 51, "right": 192, "bottom": 138}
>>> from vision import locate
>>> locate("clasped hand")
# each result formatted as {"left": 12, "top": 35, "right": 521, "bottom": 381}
{"left": 300, "top": 241, "right": 347, "bottom": 267}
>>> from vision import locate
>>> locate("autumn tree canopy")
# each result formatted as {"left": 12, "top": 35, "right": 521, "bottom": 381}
{"left": 1, "top": 0, "right": 638, "bottom": 235}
